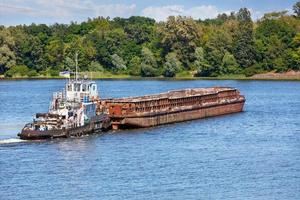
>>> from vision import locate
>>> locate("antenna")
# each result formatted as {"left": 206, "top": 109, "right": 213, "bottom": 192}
{"left": 75, "top": 52, "right": 78, "bottom": 81}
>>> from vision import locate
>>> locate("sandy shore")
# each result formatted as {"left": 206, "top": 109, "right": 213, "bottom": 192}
{"left": 251, "top": 71, "right": 300, "bottom": 80}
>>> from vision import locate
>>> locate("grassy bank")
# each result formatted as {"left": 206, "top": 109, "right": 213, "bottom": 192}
{"left": 1, "top": 71, "right": 300, "bottom": 81}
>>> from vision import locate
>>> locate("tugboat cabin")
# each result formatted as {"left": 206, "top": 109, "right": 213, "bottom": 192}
{"left": 66, "top": 80, "right": 98, "bottom": 101}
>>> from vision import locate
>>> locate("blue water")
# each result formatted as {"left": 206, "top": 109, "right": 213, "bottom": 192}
{"left": 0, "top": 79, "right": 300, "bottom": 200}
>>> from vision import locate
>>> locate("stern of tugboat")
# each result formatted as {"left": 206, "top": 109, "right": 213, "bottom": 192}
{"left": 18, "top": 124, "right": 66, "bottom": 140}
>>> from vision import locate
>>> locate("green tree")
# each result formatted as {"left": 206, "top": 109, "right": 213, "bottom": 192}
{"left": 5, "top": 65, "right": 29, "bottom": 77}
{"left": 194, "top": 47, "right": 214, "bottom": 77}
{"left": 0, "top": 45, "right": 16, "bottom": 74}
{"left": 111, "top": 54, "right": 126, "bottom": 71}
{"left": 158, "top": 16, "right": 201, "bottom": 68}
{"left": 50, "top": 23, "right": 70, "bottom": 42}
{"left": 141, "top": 64, "right": 158, "bottom": 77}
{"left": 233, "top": 8, "right": 256, "bottom": 68}
{"left": 221, "top": 52, "right": 239, "bottom": 74}
{"left": 265, "top": 35, "right": 285, "bottom": 71}
{"left": 204, "top": 29, "right": 234, "bottom": 75}
{"left": 10, "top": 27, "right": 39, "bottom": 69}
{"left": 17, "top": 35, "right": 46, "bottom": 71}
{"left": 255, "top": 17, "right": 297, "bottom": 71}
{"left": 163, "top": 52, "right": 182, "bottom": 77}
{"left": 290, "top": 33, "right": 300, "bottom": 70}
{"left": 63, "top": 56, "right": 75, "bottom": 70}
{"left": 92, "top": 17, "right": 110, "bottom": 37}
{"left": 141, "top": 46, "right": 157, "bottom": 67}
{"left": 0, "top": 29, "right": 16, "bottom": 73}
{"left": 128, "top": 56, "right": 141, "bottom": 76}
{"left": 256, "top": 17, "right": 296, "bottom": 45}
{"left": 283, "top": 49, "right": 300, "bottom": 70}
{"left": 141, "top": 47, "right": 158, "bottom": 77}
{"left": 45, "top": 38, "right": 65, "bottom": 70}
{"left": 124, "top": 16, "right": 155, "bottom": 44}
{"left": 89, "top": 61, "right": 104, "bottom": 72}
{"left": 64, "top": 36, "right": 96, "bottom": 71}
{"left": 293, "top": 1, "right": 300, "bottom": 17}
{"left": 292, "top": 33, "right": 300, "bottom": 48}
{"left": 88, "top": 31, "right": 111, "bottom": 69}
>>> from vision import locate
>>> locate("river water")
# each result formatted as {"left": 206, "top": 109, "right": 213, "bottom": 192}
{"left": 0, "top": 79, "right": 299, "bottom": 199}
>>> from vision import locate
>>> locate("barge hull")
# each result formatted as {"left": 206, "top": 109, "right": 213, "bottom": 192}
{"left": 114, "top": 101, "right": 244, "bottom": 128}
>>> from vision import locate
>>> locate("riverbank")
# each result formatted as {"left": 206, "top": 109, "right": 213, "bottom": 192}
{"left": 1, "top": 71, "right": 300, "bottom": 81}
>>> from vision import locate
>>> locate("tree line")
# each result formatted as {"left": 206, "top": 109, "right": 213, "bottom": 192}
{"left": 0, "top": 2, "right": 300, "bottom": 78}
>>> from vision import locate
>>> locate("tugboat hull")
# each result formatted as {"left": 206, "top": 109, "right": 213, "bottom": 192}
{"left": 18, "top": 115, "right": 111, "bottom": 140}
{"left": 18, "top": 129, "right": 65, "bottom": 140}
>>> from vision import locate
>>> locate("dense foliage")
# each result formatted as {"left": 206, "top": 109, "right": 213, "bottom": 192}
{"left": 1, "top": 3, "right": 300, "bottom": 78}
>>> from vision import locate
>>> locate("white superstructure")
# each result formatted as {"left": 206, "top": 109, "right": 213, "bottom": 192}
{"left": 65, "top": 79, "right": 98, "bottom": 102}
{"left": 41, "top": 53, "right": 100, "bottom": 130}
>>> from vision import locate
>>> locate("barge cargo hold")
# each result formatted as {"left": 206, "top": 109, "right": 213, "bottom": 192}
{"left": 103, "top": 87, "right": 245, "bottom": 130}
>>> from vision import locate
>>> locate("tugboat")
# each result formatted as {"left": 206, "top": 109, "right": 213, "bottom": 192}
{"left": 18, "top": 55, "right": 110, "bottom": 140}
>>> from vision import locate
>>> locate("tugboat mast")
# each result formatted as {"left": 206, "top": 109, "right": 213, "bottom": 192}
{"left": 75, "top": 52, "right": 78, "bottom": 81}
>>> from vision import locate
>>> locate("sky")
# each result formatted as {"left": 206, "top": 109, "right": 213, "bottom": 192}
{"left": 0, "top": 0, "right": 298, "bottom": 26}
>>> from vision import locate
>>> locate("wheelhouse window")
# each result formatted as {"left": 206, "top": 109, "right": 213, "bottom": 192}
{"left": 82, "top": 84, "right": 87, "bottom": 92}
{"left": 67, "top": 84, "right": 72, "bottom": 91}
{"left": 74, "top": 83, "right": 81, "bottom": 92}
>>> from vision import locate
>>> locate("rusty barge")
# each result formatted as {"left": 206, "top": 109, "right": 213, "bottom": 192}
{"left": 103, "top": 87, "right": 245, "bottom": 130}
